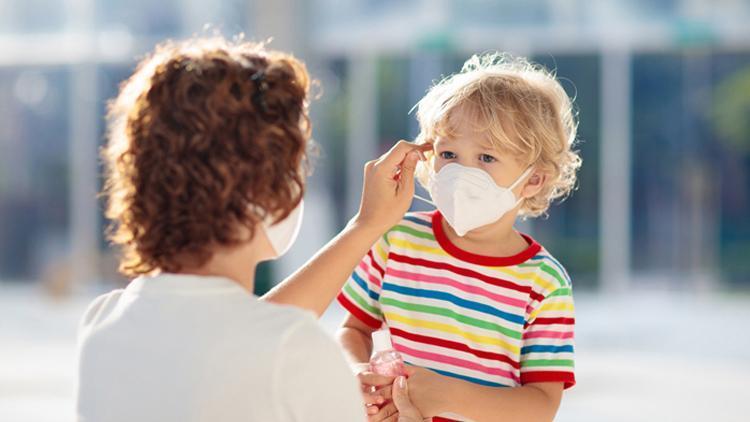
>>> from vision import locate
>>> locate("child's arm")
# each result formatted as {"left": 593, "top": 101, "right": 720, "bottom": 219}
{"left": 406, "top": 366, "right": 564, "bottom": 422}
{"left": 337, "top": 314, "right": 398, "bottom": 420}
{"left": 337, "top": 313, "right": 377, "bottom": 369}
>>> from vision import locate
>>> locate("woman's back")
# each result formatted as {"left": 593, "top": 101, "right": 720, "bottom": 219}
{"left": 76, "top": 273, "right": 364, "bottom": 422}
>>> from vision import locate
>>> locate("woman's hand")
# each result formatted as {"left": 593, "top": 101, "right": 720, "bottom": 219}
{"left": 353, "top": 140, "right": 431, "bottom": 233}
{"left": 356, "top": 370, "right": 395, "bottom": 419}
{"left": 399, "top": 366, "right": 451, "bottom": 418}
{"left": 392, "top": 376, "right": 424, "bottom": 422}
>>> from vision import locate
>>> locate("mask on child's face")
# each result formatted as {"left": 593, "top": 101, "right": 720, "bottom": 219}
{"left": 419, "top": 163, "right": 533, "bottom": 236}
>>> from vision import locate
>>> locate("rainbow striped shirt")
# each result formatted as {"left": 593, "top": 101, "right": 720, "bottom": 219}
{"left": 337, "top": 211, "right": 575, "bottom": 391}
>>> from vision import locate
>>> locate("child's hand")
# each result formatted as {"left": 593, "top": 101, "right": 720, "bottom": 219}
{"left": 356, "top": 370, "right": 396, "bottom": 419}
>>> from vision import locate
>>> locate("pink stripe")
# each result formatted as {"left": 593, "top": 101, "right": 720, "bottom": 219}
{"left": 394, "top": 342, "right": 520, "bottom": 382}
{"left": 358, "top": 262, "right": 381, "bottom": 287}
{"left": 522, "top": 330, "right": 574, "bottom": 340}
{"left": 387, "top": 268, "right": 526, "bottom": 309}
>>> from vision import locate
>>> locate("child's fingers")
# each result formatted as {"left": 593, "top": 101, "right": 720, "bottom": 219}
{"left": 361, "top": 389, "right": 385, "bottom": 406}
{"left": 402, "top": 366, "right": 417, "bottom": 377}
{"left": 358, "top": 371, "right": 396, "bottom": 388}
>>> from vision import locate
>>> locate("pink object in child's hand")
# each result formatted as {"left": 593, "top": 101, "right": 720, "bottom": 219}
{"left": 369, "top": 330, "right": 406, "bottom": 377}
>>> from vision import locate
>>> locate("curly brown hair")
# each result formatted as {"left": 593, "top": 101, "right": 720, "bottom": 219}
{"left": 103, "top": 37, "right": 312, "bottom": 277}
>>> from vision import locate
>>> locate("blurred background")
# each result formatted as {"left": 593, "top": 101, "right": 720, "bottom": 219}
{"left": 1, "top": 0, "right": 749, "bottom": 421}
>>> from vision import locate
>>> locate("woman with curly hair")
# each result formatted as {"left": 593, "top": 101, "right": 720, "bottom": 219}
{"left": 75, "top": 37, "right": 427, "bottom": 422}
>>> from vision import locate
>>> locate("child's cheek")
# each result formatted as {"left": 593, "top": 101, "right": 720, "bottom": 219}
{"left": 432, "top": 156, "right": 444, "bottom": 173}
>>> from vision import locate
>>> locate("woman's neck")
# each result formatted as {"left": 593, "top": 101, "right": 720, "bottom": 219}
{"left": 178, "top": 241, "right": 260, "bottom": 293}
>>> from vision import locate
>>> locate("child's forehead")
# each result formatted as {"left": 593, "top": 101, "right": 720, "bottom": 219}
{"left": 435, "top": 110, "right": 512, "bottom": 152}
{"left": 435, "top": 131, "right": 497, "bottom": 151}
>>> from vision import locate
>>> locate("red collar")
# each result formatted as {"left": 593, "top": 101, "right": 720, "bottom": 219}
{"left": 431, "top": 211, "right": 541, "bottom": 266}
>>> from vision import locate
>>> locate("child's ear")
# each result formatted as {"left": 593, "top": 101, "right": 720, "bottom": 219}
{"left": 520, "top": 171, "right": 547, "bottom": 199}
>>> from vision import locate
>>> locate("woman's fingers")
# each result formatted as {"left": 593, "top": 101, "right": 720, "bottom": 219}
{"left": 366, "top": 404, "right": 380, "bottom": 415}
{"left": 376, "top": 140, "right": 418, "bottom": 167}
{"left": 361, "top": 389, "right": 385, "bottom": 406}
{"left": 375, "top": 140, "right": 432, "bottom": 173}
{"left": 377, "top": 385, "right": 393, "bottom": 401}
{"left": 392, "top": 376, "right": 424, "bottom": 422}
{"left": 368, "top": 402, "right": 398, "bottom": 422}
{"left": 354, "top": 140, "right": 432, "bottom": 232}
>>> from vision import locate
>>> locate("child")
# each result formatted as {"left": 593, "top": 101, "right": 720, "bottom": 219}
{"left": 336, "top": 53, "right": 581, "bottom": 422}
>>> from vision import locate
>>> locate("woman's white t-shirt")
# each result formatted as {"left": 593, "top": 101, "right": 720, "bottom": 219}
{"left": 76, "top": 273, "right": 365, "bottom": 422}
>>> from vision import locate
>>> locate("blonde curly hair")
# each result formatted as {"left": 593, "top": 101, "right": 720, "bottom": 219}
{"left": 414, "top": 53, "right": 582, "bottom": 218}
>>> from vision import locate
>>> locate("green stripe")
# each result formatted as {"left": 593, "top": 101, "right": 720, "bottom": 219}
{"left": 380, "top": 297, "right": 522, "bottom": 340}
{"left": 517, "top": 261, "right": 569, "bottom": 288}
{"left": 540, "top": 263, "right": 569, "bottom": 287}
{"left": 390, "top": 225, "right": 434, "bottom": 241}
{"left": 547, "top": 287, "right": 572, "bottom": 297}
{"left": 522, "top": 359, "right": 574, "bottom": 368}
{"left": 344, "top": 284, "right": 382, "bottom": 316}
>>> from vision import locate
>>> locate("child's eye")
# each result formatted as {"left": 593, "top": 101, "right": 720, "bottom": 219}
{"left": 440, "top": 151, "right": 457, "bottom": 160}
{"left": 479, "top": 154, "right": 497, "bottom": 163}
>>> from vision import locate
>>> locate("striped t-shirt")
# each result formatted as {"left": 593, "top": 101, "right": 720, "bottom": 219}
{"left": 337, "top": 210, "right": 575, "bottom": 392}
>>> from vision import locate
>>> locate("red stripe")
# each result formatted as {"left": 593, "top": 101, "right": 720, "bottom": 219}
{"left": 389, "top": 252, "right": 541, "bottom": 300}
{"left": 521, "top": 371, "right": 576, "bottom": 389}
{"left": 336, "top": 293, "right": 382, "bottom": 329}
{"left": 524, "top": 317, "right": 575, "bottom": 329}
{"left": 390, "top": 327, "right": 520, "bottom": 369}
{"left": 367, "top": 250, "right": 385, "bottom": 278}
{"left": 432, "top": 417, "right": 459, "bottom": 422}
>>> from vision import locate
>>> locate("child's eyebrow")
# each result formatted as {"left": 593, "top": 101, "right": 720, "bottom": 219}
{"left": 478, "top": 139, "right": 498, "bottom": 151}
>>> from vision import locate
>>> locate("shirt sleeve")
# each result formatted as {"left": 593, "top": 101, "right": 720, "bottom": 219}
{"left": 336, "top": 234, "right": 389, "bottom": 329}
{"left": 275, "top": 317, "right": 366, "bottom": 422}
{"left": 520, "top": 286, "right": 576, "bottom": 389}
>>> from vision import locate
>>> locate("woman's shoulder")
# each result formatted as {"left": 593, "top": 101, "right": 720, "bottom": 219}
{"left": 236, "top": 299, "right": 334, "bottom": 346}
{"left": 78, "top": 289, "right": 126, "bottom": 333}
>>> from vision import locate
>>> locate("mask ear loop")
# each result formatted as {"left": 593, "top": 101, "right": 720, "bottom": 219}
{"left": 413, "top": 194, "right": 435, "bottom": 206}
{"left": 509, "top": 167, "right": 535, "bottom": 190}
{"left": 510, "top": 167, "right": 536, "bottom": 207}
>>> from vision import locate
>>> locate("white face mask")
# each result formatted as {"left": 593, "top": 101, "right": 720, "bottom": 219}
{"left": 418, "top": 163, "right": 533, "bottom": 236}
{"left": 262, "top": 200, "right": 304, "bottom": 257}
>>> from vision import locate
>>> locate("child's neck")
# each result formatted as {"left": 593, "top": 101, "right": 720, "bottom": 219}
{"left": 441, "top": 211, "right": 529, "bottom": 258}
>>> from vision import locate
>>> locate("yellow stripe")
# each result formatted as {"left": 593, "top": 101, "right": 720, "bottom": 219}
{"left": 390, "top": 237, "right": 556, "bottom": 292}
{"left": 528, "top": 301, "right": 575, "bottom": 322}
{"left": 384, "top": 311, "right": 520, "bottom": 355}
{"left": 390, "top": 236, "right": 561, "bottom": 297}
{"left": 492, "top": 267, "right": 556, "bottom": 292}
{"left": 390, "top": 238, "right": 448, "bottom": 257}
{"left": 374, "top": 241, "right": 388, "bottom": 263}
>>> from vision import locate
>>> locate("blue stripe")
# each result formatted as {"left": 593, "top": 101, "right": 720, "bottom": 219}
{"left": 521, "top": 345, "right": 574, "bottom": 354}
{"left": 382, "top": 283, "right": 525, "bottom": 325}
{"left": 351, "top": 271, "right": 380, "bottom": 301}
{"left": 403, "top": 215, "right": 432, "bottom": 228}
{"left": 403, "top": 362, "right": 509, "bottom": 387}
{"left": 430, "top": 367, "right": 508, "bottom": 387}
